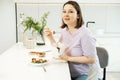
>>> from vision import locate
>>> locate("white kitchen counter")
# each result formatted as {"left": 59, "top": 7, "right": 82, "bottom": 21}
{"left": 95, "top": 33, "right": 120, "bottom": 38}
{"left": 0, "top": 42, "right": 71, "bottom": 80}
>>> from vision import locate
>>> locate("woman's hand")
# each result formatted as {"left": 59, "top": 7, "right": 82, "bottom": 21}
{"left": 44, "top": 27, "right": 53, "bottom": 39}
{"left": 59, "top": 54, "right": 70, "bottom": 61}
{"left": 44, "top": 27, "right": 56, "bottom": 46}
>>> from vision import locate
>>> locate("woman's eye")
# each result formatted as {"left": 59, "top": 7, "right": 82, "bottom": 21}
{"left": 69, "top": 11, "right": 73, "bottom": 13}
{"left": 62, "top": 11, "right": 66, "bottom": 13}
{"left": 62, "top": 10, "right": 74, "bottom": 13}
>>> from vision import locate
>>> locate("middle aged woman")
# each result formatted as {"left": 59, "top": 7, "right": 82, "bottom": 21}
{"left": 44, "top": 1, "right": 102, "bottom": 80}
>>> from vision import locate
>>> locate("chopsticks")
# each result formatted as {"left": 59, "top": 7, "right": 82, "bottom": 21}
{"left": 42, "top": 66, "right": 46, "bottom": 72}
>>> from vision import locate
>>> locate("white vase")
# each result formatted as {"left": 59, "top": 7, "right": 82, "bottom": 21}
{"left": 25, "top": 37, "right": 36, "bottom": 49}
{"left": 22, "top": 30, "right": 36, "bottom": 49}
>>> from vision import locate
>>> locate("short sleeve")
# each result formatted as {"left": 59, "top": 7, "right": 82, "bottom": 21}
{"left": 81, "top": 31, "right": 96, "bottom": 57}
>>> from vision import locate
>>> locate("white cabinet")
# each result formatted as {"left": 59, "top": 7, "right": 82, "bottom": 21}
{"left": 96, "top": 36, "right": 120, "bottom": 72}
{"left": 106, "top": 5, "right": 120, "bottom": 33}
{"left": 82, "top": 4, "right": 107, "bottom": 32}
{"left": 16, "top": 3, "right": 120, "bottom": 37}
{"left": 82, "top": 4, "right": 120, "bottom": 33}
{"left": 15, "top": 0, "right": 120, "bottom": 3}
{"left": 16, "top": 3, "right": 120, "bottom": 42}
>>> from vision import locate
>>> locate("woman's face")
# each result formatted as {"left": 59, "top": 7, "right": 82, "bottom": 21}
{"left": 62, "top": 4, "right": 78, "bottom": 27}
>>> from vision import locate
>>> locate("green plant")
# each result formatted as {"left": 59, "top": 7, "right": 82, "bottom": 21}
{"left": 20, "top": 12, "right": 49, "bottom": 36}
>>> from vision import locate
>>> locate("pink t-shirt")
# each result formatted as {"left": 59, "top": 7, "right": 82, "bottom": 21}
{"left": 59, "top": 25, "right": 101, "bottom": 78}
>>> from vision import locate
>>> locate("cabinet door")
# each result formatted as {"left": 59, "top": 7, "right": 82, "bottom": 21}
{"left": 83, "top": 4, "right": 107, "bottom": 32}
{"left": 106, "top": 5, "right": 120, "bottom": 33}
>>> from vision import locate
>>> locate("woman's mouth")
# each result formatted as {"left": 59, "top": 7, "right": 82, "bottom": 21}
{"left": 64, "top": 18, "right": 70, "bottom": 21}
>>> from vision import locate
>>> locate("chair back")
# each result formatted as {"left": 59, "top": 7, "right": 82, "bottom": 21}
{"left": 96, "top": 47, "right": 109, "bottom": 68}
{"left": 87, "top": 47, "right": 109, "bottom": 80}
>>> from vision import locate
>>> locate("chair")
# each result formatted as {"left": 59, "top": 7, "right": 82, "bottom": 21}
{"left": 96, "top": 47, "right": 109, "bottom": 80}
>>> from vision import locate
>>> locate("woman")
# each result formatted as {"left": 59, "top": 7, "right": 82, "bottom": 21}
{"left": 44, "top": 1, "right": 102, "bottom": 80}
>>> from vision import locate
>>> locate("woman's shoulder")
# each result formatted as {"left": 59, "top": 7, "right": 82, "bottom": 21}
{"left": 81, "top": 25, "right": 91, "bottom": 33}
{"left": 79, "top": 25, "right": 95, "bottom": 38}
{"left": 78, "top": 25, "right": 89, "bottom": 34}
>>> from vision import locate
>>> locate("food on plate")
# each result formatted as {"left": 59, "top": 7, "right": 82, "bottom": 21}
{"left": 31, "top": 58, "right": 47, "bottom": 63}
{"left": 30, "top": 51, "right": 46, "bottom": 57}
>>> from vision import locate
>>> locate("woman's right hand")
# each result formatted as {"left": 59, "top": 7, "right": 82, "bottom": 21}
{"left": 44, "top": 27, "right": 57, "bottom": 47}
{"left": 44, "top": 27, "right": 53, "bottom": 39}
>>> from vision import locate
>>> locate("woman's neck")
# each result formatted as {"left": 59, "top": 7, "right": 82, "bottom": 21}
{"left": 66, "top": 22, "right": 78, "bottom": 34}
{"left": 67, "top": 26, "right": 77, "bottom": 34}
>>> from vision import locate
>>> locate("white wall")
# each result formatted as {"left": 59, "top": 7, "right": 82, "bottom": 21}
{"left": 0, "top": 0, "right": 16, "bottom": 54}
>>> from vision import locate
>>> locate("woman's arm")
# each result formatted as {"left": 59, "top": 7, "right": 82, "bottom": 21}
{"left": 59, "top": 54, "right": 96, "bottom": 64}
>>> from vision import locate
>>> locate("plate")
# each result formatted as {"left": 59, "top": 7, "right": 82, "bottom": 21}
{"left": 29, "top": 51, "right": 46, "bottom": 57}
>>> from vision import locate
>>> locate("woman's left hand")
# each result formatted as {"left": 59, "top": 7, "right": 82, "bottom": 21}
{"left": 59, "top": 54, "right": 70, "bottom": 61}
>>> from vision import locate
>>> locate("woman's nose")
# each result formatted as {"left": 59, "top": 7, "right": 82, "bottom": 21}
{"left": 64, "top": 12, "right": 69, "bottom": 16}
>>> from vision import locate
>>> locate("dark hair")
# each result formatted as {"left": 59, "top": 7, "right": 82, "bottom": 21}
{"left": 61, "top": 0, "right": 84, "bottom": 29}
